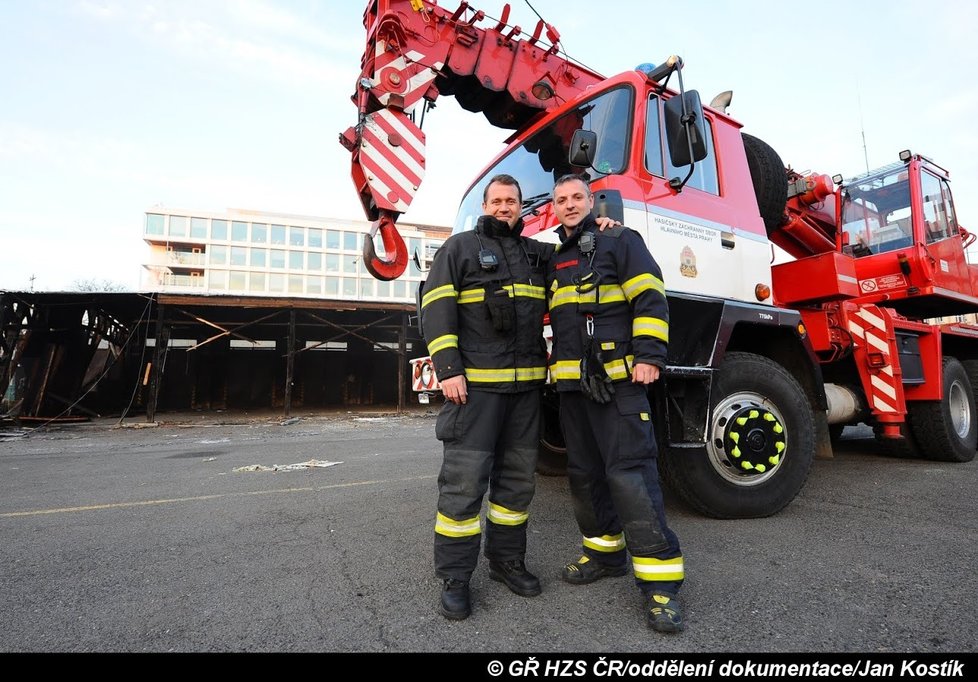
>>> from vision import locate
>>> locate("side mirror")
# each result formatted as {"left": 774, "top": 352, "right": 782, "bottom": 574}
{"left": 663, "top": 90, "right": 707, "bottom": 167}
{"left": 412, "top": 248, "right": 428, "bottom": 274}
{"left": 568, "top": 129, "right": 598, "bottom": 168}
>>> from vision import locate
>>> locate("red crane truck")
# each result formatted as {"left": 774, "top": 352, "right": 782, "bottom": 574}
{"left": 341, "top": 0, "right": 976, "bottom": 518}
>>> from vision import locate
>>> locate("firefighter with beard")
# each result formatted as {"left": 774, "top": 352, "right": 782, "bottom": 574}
{"left": 546, "top": 174, "right": 685, "bottom": 633}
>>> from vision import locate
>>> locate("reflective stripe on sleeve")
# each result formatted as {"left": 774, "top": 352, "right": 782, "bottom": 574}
{"left": 632, "top": 555, "right": 685, "bottom": 582}
{"left": 421, "top": 284, "right": 458, "bottom": 309}
{"left": 435, "top": 512, "right": 482, "bottom": 538}
{"left": 622, "top": 273, "right": 665, "bottom": 301}
{"left": 427, "top": 334, "right": 458, "bottom": 355}
{"left": 632, "top": 316, "right": 669, "bottom": 342}
{"left": 487, "top": 502, "right": 529, "bottom": 526}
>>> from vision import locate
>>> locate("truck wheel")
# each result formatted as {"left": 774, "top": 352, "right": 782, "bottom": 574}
{"left": 908, "top": 357, "right": 977, "bottom": 463}
{"left": 660, "top": 352, "right": 815, "bottom": 519}
{"left": 742, "top": 133, "right": 788, "bottom": 237}
{"left": 537, "top": 389, "right": 567, "bottom": 476}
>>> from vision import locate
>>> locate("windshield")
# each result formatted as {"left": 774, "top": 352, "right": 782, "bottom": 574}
{"left": 841, "top": 166, "right": 912, "bottom": 255}
{"left": 452, "top": 86, "right": 633, "bottom": 234}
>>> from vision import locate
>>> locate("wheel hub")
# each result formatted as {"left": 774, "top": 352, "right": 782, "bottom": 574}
{"left": 724, "top": 406, "right": 785, "bottom": 475}
{"left": 708, "top": 392, "right": 787, "bottom": 486}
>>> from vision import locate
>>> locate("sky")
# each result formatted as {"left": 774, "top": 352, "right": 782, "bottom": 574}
{"left": 2, "top": 0, "right": 977, "bottom": 291}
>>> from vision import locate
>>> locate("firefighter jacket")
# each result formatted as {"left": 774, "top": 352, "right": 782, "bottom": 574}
{"left": 547, "top": 215, "right": 669, "bottom": 391}
{"left": 420, "top": 215, "right": 554, "bottom": 393}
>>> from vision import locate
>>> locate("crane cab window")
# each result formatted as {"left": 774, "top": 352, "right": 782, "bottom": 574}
{"left": 920, "top": 171, "right": 957, "bottom": 244}
{"left": 644, "top": 94, "right": 719, "bottom": 195}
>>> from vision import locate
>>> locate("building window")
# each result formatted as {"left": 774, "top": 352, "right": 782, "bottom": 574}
{"left": 325, "top": 253, "right": 340, "bottom": 273}
{"left": 307, "top": 252, "right": 322, "bottom": 271}
{"left": 361, "top": 278, "right": 374, "bottom": 298}
{"left": 324, "top": 277, "right": 339, "bottom": 296}
{"left": 376, "top": 280, "right": 390, "bottom": 298}
{"left": 209, "top": 245, "right": 228, "bottom": 265}
{"left": 146, "top": 214, "right": 165, "bottom": 236}
{"left": 289, "top": 251, "right": 304, "bottom": 270}
{"left": 343, "top": 255, "right": 358, "bottom": 274}
{"left": 229, "top": 271, "right": 247, "bottom": 291}
{"left": 393, "top": 281, "right": 407, "bottom": 298}
{"left": 307, "top": 276, "right": 322, "bottom": 295}
{"left": 249, "top": 272, "right": 266, "bottom": 292}
{"left": 289, "top": 275, "right": 303, "bottom": 293}
{"left": 270, "top": 249, "right": 286, "bottom": 269}
{"left": 308, "top": 228, "right": 323, "bottom": 248}
{"left": 190, "top": 217, "right": 208, "bottom": 238}
{"left": 326, "top": 230, "right": 341, "bottom": 249}
{"left": 290, "top": 226, "right": 305, "bottom": 247}
{"left": 250, "top": 248, "right": 267, "bottom": 268}
{"left": 169, "top": 216, "right": 188, "bottom": 237}
{"left": 343, "top": 278, "right": 357, "bottom": 296}
{"left": 230, "top": 246, "right": 247, "bottom": 266}
{"left": 252, "top": 223, "right": 268, "bottom": 244}
{"left": 269, "top": 273, "right": 285, "bottom": 293}
{"left": 212, "top": 220, "right": 228, "bottom": 240}
{"left": 208, "top": 270, "right": 227, "bottom": 290}
{"left": 231, "top": 221, "right": 248, "bottom": 242}
{"left": 271, "top": 224, "right": 286, "bottom": 245}
{"left": 343, "top": 231, "right": 358, "bottom": 251}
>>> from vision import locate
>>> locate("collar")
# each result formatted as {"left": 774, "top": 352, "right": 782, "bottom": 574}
{"left": 555, "top": 214, "right": 598, "bottom": 250}
{"left": 476, "top": 215, "right": 523, "bottom": 239}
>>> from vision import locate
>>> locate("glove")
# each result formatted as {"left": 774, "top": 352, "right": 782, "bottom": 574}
{"left": 580, "top": 347, "right": 615, "bottom": 404}
{"left": 485, "top": 287, "right": 515, "bottom": 332}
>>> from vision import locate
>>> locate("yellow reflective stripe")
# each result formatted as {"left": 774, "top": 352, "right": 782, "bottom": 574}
{"left": 458, "top": 288, "right": 484, "bottom": 304}
{"left": 427, "top": 334, "right": 458, "bottom": 355}
{"left": 603, "top": 356, "right": 634, "bottom": 381}
{"left": 550, "top": 285, "right": 627, "bottom": 310}
{"left": 550, "top": 360, "right": 581, "bottom": 380}
{"left": 550, "top": 286, "right": 578, "bottom": 310}
{"left": 435, "top": 512, "right": 481, "bottom": 538}
{"left": 583, "top": 534, "right": 626, "bottom": 553}
{"left": 633, "top": 316, "right": 669, "bottom": 342}
{"left": 598, "top": 284, "right": 626, "bottom": 303}
{"left": 465, "top": 367, "right": 546, "bottom": 383}
{"left": 622, "top": 273, "right": 665, "bottom": 301}
{"left": 421, "top": 284, "right": 458, "bottom": 309}
{"left": 632, "top": 556, "right": 685, "bottom": 582}
{"left": 487, "top": 502, "right": 529, "bottom": 526}
{"left": 516, "top": 367, "right": 547, "bottom": 381}
{"left": 512, "top": 283, "right": 546, "bottom": 300}
{"left": 466, "top": 368, "right": 515, "bottom": 382}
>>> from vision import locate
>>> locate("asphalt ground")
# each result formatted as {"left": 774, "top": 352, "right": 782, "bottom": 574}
{"left": 1, "top": 411, "right": 976, "bottom": 655}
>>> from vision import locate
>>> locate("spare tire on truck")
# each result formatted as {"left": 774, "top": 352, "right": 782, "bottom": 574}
{"left": 742, "top": 133, "right": 788, "bottom": 237}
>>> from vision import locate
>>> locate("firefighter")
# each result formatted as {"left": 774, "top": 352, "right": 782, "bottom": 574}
{"left": 546, "top": 174, "right": 685, "bottom": 633}
{"left": 420, "top": 174, "right": 552, "bottom": 620}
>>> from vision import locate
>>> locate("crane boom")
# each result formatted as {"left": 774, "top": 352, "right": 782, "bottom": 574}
{"left": 340, "top": 0, "right": 604, "bottom": 279}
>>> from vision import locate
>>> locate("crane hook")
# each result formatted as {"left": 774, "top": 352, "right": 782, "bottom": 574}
{"left": 362, "top": 211, "right": 409, "bottom": 281}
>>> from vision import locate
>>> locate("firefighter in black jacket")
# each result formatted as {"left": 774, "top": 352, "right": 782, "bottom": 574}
{"left": 547, "top": 174, "right": 685, "bottom": 633}
{"left": 420, "top": 174, "right": 553, "bottom": 620}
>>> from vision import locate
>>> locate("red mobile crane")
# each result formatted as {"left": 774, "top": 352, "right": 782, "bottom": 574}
{"left": 342, "top": 0, "right": 977, "bottom": 518}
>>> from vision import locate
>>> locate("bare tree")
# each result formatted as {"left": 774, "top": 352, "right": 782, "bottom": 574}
{"left": 69, "top": 278, "right": 128, "bottom": 292}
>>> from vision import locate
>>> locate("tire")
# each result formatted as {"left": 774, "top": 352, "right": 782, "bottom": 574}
{"left": 742, "top": 133, "right": 788, "bottom": 237}
{"left": 660, "top": 352, "right": 815, "bottom": 519}
{"left": 537, "top": 388, "right": 567, "bottom": 476}
{"left": 907, "top": 357, "right": 976, "bottom": 463}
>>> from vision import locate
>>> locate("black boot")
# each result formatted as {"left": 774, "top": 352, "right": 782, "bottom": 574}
{"left": 440, "top": 578, "right": 471, "bottom": 620}
{"left": 488, "top": 559, "right": 542, "bottom": 597}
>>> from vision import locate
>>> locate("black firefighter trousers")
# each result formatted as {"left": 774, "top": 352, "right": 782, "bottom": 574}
{"left": 433, "top": 388, "right": 540, "bottom": 581}
{"left": 559, "top": 382, "right": 684, "bottom": 596}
